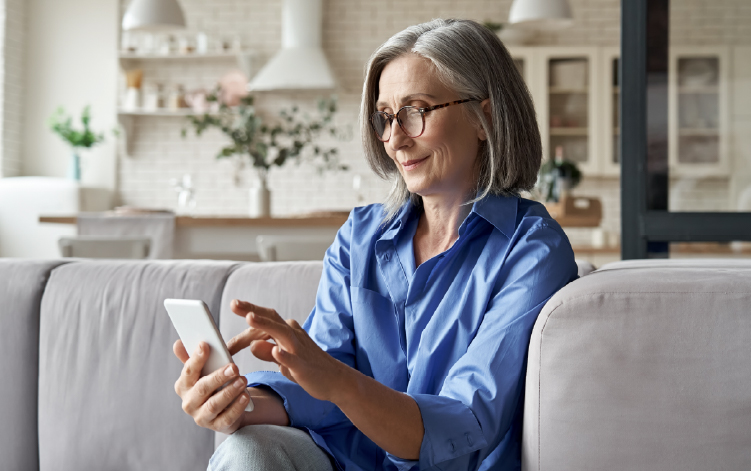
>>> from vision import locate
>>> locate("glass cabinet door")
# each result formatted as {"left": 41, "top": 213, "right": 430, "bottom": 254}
{"left": 538, "top": 48, "right": 599, "bottom": 176}
{"left": 668, "top": 48, "right": 729, "bottom": 177}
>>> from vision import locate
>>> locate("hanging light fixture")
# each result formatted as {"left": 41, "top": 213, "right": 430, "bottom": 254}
{"left": 508, "top": 0, "right": 574, "bottom": 29}
{"left": 122, "top": 0, "right": 187, "bottom": 32}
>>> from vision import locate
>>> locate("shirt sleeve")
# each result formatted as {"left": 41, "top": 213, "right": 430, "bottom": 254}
{"left": 400, "top": 222, "right": 578, "bottom": 471}
{"left": 246, "top": 212, "right": 358, "bottom": 430}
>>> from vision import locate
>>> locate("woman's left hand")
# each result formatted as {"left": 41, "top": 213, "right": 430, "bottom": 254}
{"left": 228, "top": 299, "right": 348, "bottom": 403}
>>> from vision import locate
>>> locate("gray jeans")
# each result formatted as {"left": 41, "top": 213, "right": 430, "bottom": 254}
{"left": 208, "top": 425, "right": 335, "bottom": 471}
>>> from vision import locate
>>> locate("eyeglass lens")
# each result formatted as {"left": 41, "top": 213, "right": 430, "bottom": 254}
{"left": 371, "top": 107, "right": 424, "bottom": 141}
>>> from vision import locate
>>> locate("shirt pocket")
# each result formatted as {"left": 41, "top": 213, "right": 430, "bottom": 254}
{"left": 349, "top": 286, "right": 408, "bottom": 391}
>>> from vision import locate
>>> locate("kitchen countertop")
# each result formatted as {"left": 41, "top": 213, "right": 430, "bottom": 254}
{"left": 39, "top": 214, "right": 350, "bottom": 227}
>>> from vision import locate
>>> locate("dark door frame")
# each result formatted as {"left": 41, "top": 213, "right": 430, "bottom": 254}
{"left": 620, "top": 0, "right": 751, "bottom": 260}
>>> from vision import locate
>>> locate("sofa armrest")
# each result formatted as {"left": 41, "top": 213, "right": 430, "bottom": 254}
{"left": 523, "top": 259, "right": 751, "bottom": 471}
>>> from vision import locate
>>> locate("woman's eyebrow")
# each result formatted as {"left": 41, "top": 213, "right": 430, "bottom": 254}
{"left": 376, "top": 93, "right": 437, "bottom": 108}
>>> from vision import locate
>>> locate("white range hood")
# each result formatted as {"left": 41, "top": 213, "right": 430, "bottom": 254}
{"left": 248, "top": 0, "right": 336, "bottom": 91}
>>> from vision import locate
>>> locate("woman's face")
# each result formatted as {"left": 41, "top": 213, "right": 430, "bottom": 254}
{"left": 376, "top": 54, "right": 485, "bottom": 200}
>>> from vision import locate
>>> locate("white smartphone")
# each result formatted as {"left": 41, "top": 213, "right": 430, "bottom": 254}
{"left": 164, "top": 298, "right": 253, "bottom": 411}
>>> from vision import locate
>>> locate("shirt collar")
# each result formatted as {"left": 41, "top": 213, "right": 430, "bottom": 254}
{"left": 469, "top": 193, "right": 518, "bottom": 240}
{"left": 379, "top": 200, "right": 416, "bottom": 242}
{"left": 381, "top": 193, "right": 518, "bottom": 241}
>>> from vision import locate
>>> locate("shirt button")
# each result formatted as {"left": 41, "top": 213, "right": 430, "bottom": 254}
{"left": 465, "top": 433, "right": 474, "bottom": 446}
{"left": 448, "top": 440, "right": 455, "bottom": 453}
{"left": 384, "top": 253, "right": 390, "bottom": 261}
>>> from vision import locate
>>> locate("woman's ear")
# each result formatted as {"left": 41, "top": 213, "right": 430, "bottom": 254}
{"left": 477, "top": 98, "right": 492, "bottom": 141}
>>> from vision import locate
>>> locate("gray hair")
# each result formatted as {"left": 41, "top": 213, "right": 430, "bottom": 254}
{"left": 360, "top": 18, "right": 542, "bottom": 221}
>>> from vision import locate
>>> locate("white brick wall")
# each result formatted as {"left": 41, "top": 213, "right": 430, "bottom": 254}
{"left": 116, "top": 0, "right": 624, "bottom": 216}
{"left": 0, "top": 0, "right": 26, "bottom": 178}
{"left": 115, "top": 0, "right": 749, "bottom": 243}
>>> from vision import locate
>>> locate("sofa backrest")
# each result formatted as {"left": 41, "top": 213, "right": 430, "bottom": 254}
{"left": 0, "top": 259, "right": 68, "bottom": 471}
{"left": 522, "top": 259, "right": 751, "bottom": 471}
{"left": 36, "top": 260, "right": 238, "bottom": 471}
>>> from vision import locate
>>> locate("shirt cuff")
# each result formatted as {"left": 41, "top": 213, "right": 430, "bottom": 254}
{"left": 408, "top": 393, "right": 488, "bottom": 469}
{"left": 246, "top": 370, "right": 337, "bottom": 429}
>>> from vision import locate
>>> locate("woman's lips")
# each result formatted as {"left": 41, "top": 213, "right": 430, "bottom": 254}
{"left": 401, "top": 156, "right": 429, "bottom": 171}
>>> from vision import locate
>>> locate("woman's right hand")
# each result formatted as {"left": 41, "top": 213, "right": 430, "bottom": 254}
{"left": 173, "top": 340, "right": 251, "bottom": 435}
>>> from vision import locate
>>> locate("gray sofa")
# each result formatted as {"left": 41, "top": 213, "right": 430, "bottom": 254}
{"left": 1, "top": 258, "right": 749, "bottom": 471}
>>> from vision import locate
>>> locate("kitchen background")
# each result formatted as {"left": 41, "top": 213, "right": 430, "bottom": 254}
{"left": 0, "top": 0, "right": 750, "bottom": 264}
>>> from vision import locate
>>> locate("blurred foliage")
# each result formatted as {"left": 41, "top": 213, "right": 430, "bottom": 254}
{"left": 482, "top": 20, "right": 504, "bottom": 32}
{"left": 182, "top": 91, "right": 349, "bottom": 178}
{"left": 48, "top": 106, "right": 109, "bottom": 149}
{"left": 539, "top": 158, "right": 582, "bottom": 202}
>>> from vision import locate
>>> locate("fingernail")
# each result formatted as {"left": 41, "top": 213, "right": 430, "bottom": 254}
{"left": 239, "top": 393, "right": 248, "bottom": 404}
{"left": 224, "top": 365, "right": 235, "bottom": 377}
{"left": 194, "top": 344, "right": 202, "bottom": 356}
{"left": 234, "top": 378, "right": 245, "bottom": 389}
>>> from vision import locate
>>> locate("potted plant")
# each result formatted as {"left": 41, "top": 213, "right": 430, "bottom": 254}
{"left": 48, "top": 106, "right": 108, "bottom": 181}
{"left": 183, "top": 92, "right": 348, "bottom": 217}
{"left": 539, "top": 145, "right": 582, "bottom": 203}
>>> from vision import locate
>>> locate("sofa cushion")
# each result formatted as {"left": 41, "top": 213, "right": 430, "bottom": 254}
{"left": 523, "top": 259, "right": 751, "bottom": 471}
{"left": 0, "top": 259, "right": 68, "bottom": 471}
{"left": 37, "top": 260, "right": 237, "bottom": 471}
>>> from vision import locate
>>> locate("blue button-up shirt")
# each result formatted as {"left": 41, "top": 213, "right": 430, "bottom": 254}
{"left": 247, "top": 194, "right": 577, "bottom": 471}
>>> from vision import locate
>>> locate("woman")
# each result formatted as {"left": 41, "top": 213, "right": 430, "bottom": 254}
{"left": 174, "top": 18, "right": 577, "bottom": 471}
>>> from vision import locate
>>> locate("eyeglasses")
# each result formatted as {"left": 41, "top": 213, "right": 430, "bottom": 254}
{"left": 370, "top": 98, "right": 478, "bottom": 142}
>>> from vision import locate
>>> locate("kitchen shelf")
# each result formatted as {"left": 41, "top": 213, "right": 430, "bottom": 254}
{"left": 677, "top": 86, "right": 719, "bottom": 94}
{"left": 118, "top": 109, "right": 195, "bottom": 117}
{"left": 119, "top": 52, "right": 242, "bottom": 60}
{"left": 550, "top": 127, "right": 589, "bottom": 136}
{"left": 678, "top": 128, "right": 719, "bottom": 136}
{"left": 548, "top": 87, "right": 589, "bottom": 94}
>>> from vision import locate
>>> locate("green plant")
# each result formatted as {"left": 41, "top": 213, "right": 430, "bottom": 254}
{"left": 483, "top": 20, "right": 504, "bottom": 33}
{"left": 182, "top": 92, "right": 348, "bottom": 179}
{"left": 539, "top": 158, "right": 582, "bottom": 202}
{"left": 48, "top": 106, "right": 107, "bottom": 149}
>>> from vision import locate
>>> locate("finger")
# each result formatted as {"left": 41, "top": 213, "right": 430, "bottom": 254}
{"left": 231, "top": 299, "right": 282, "bottom": 321}
{"left": 235, "top": 300, "right": 286, "bottom": 324}
{"left": 250, "top": 339, "right": 278, "bottom": 364}
{"left": 197, "top": 375, "right": 248, "bottom": 425}
{"left": 246, "top": 311, "right": 297, "bottom": 352}
{"left": 279, "top": 364, "right": 297, "bottom": 384}
{"left": 271, "top": 344, "right": 297, "bottom": 370}
{"left": 230, "top": 298, "right": 252, "bottom": 318}
{"left": 190, "top": 363, "right": 247, "bottom": 408}
{"left": 209, "top": 389, "right": 251, "bottom": 432}
{"left": 176, "top": 342, "right": 210, "bottom": 395}
{"left": 227, "top": 328, "right": 272, "bottom": 356}
{"left": 173, "top": 339, "right": 189, "bottom": 364}
{"left": 286, "top": 319, "right": 302, "bottom": 329}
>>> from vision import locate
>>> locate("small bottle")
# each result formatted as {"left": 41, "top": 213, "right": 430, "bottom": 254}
{"left": 168, "top": 85, "right": 187, "bottom": 110}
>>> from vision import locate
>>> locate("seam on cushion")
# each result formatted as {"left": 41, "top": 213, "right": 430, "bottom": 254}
{"left": 536, "top": 299, "right": 564, "bottom": 471}
{"left": 591, "top": 266, "right": 751, "bottom": 275}
{"left": 555, "top": 291, "right": 742, "bottom": 305}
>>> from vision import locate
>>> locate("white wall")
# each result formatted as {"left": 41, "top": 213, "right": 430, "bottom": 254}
{"left": 22, "top": 0, "right": 118, "bottom": 190}
{"left": 0, "top": 0, "right": 27, "bottom": 178}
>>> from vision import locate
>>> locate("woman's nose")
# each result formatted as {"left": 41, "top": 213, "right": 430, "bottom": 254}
{"left": 387, "top": 120, "right": 412, "bottom": 151}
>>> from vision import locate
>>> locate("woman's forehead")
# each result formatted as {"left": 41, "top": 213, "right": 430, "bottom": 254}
{"left": 376, "top": 54, "right": 451, "bottom": 105}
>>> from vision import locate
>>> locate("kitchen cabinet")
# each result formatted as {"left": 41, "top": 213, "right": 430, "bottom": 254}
{"left": 668, "top": 47, "right": 730, "bottom": 177}
{"left": 509, "top": 47, "right": 601, "bottom": 176}
{"left": 508, "top": 46, "right": 732, "bottom": 179}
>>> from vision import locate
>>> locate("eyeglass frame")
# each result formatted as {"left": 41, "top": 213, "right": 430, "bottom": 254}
{"left": 370, "top": 98, "right": 478, "bottom": 142}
